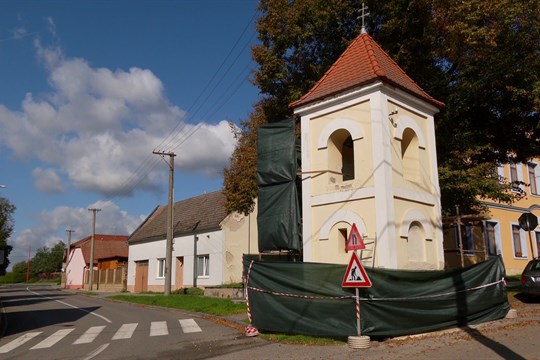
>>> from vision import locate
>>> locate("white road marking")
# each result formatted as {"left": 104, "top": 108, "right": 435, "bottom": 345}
{"left": 31, "top": 328, "right": 74, "bottom": 349}
{"left": 26, "top": 288, "right": 112, "bottom": 323}
{"left": 179, "top": 319, "right": 202, "bottom": 333}
{"left": 83, "top": 343, "right": 109, "bottom": 360}
{"left": 73, "top": 325, "right": 106, "bottom": 344}
{"left": 0, "top": 319, "right": 205, "bottom": 353}
{"left": 0, "top": 332, "right": 42, "bottom": 353}
{"left": 150, "top": 321, "right": 168, "bottom": 336}
{"left": 112, "top": 323, "right": 138, "bottom": 340}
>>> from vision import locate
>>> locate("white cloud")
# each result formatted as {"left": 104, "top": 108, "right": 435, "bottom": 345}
{"left": 0, "top": 40, "right": 237, "bottom": 197}
{"left": 8, "top": 201, "right": 144, "bottom": 269}
{"left": 33, "top": 167, "right": 64, "bottom": 193}
{"left": 46, "top": 17, "right": 57, "bottom": 38}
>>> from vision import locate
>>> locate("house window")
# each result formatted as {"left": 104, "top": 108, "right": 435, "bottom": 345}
{"left": 157, "top": 258, "right": 165, "bottom": 278}
{"left": 401, "top": 128, "right": 420, "bottom": 182}
{"left": 509, "top": 163, "right": 519, "bottom": 190}
{"left": 512, "top": 225, "right": 524, "bottom": 258}
{"left": 455, "top": 224, "right": 474, "bottom": 254}
{"left": 197, "top": 255, "right": 210, "bottom": 278}
{"left": 484, "top": 221, "right": 498, "bottom": 256}
{"left": 528, "top": 163, "right": 538, "bottom": 195}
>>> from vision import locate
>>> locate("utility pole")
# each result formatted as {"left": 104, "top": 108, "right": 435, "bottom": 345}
{"left": 88, "top": 208, "right": 101, "bottom": 291}
{"left": 153, "top": 151, "right": 176, "bottom": 296}
{"left": 64, "top": 229, "right": 75, "bottom": 288}
{"left": 26, "top": 245, "right": 31, "bottom": 283}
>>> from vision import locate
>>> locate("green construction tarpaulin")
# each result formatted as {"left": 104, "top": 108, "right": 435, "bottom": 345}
{"left": 257, "top": 120, "right": 302, "bottom": 252}
{"left": 257, "top": 120, "right": 298, "bottom": 186}
{"left": 244, "top": 256, "right": 509, "bottom": 338}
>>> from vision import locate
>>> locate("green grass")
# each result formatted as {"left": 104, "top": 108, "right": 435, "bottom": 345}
{"left": 108, "top": 294, "right": 246, "bottom": 316}
{"left": 260, "top": 332, "right": 346, "bottom": 345}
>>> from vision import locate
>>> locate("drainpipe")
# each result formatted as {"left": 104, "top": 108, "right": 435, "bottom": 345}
{"left": 193, "top": 235, "right": 198, "bottom": 288}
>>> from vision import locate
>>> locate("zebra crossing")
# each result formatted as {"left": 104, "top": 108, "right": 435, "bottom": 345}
{"left": 0, "top": 319, "right": 202, "bottom": 354}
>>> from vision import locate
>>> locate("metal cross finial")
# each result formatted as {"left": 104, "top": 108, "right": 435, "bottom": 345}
{"left": 360, "top": 3, "right": 369, "bottom": 34}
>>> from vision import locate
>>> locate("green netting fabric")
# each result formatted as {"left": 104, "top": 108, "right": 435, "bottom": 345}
{"left": 257, "top": 121, "right": 297, "bottom": 186}
{"left": 256, "top": 120, "right": 302, "bottom": 252}
{"left": 243, "top": 256, "right": 509, "bottom": 338}
{"left": 257, "top": 183, "right": 302, "bottom": 252}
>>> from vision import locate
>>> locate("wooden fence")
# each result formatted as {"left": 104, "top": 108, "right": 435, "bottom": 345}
{"left": 83, "top": 266, "right": 127, "bottom": 292}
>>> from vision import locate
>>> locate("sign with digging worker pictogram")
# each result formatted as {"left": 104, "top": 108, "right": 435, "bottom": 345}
{"left": 342, "top": 251, "right": 372, "bottom": 288}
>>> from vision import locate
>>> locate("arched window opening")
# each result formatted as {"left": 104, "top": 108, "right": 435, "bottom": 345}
{"left": 407, "top": 221, "right": 426, "bottom": 262}
{"left": 401, "top": 128, "right": 420, "bottom": 182}
{"left": 342, "top": 135, "right": 354, "bottom": 181}
{"left": 328, "top": 129, "right": 355, "bottom": 182}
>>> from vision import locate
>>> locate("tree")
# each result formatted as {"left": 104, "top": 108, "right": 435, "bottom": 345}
{"left": 0, "top": 197, "right": 15, "bottom": 275}
{"left": 428, "top": 0, "right": 540, "bottom": 214}
{"left": 224, "top": 0, "right": 540, "bottom": 216}
{"left": 252, "top": 0, "right": 363, "bottom": 122}
{"left": 30, "top": 241, "right": 65, "bottom": 279}
{"left": 224, "top": 0, "right": 363, "bottom": 214}
{"left": 223, "top": 105, "right": 266, "bottom": 215}
{"left": 9, "top": 260, "right": 28, "bottom": 283}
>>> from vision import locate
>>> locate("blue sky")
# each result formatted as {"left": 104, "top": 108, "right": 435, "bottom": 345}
{"left": 0, "top": 0, "right": 260, "bottom": 268}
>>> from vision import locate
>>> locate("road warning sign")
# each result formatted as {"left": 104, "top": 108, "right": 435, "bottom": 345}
{"left": 342, "top": 251, "right": 372, "bottom": 288}
{"left": 345, "top": 223, "right": 365, "bottom": 251}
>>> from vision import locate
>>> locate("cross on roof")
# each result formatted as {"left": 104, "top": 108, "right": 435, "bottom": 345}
{"left": 359, "top": 2, "right": 369, "bottom": 34}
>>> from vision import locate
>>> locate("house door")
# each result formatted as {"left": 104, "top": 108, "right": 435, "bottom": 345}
{"left": 134, "top": 261, "right": 148, "bottom": 293}
{"left": 175, "top": 257, "right": 184, "bottom": 290}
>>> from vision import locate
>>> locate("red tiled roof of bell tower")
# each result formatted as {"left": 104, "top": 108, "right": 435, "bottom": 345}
{"left": 290, "top": 32, "right": 444, "bottom": 109}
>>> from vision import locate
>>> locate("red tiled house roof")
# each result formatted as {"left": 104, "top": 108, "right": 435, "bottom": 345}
{"left": 70, "top": 234, "right": 128, "bottom": 265}
{"left": 290, "top": 32, "right": 444, "bottom": 109}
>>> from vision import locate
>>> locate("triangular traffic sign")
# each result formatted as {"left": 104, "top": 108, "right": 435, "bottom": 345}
{"left": 346, "top": 223, "right": 365, "bottom": 251}
{"left": 342, "top": 252, "right": 372, "bottom": 288}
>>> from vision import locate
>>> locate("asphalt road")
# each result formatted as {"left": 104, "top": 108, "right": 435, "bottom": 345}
{"left": 1, "top": 284, "right": 539, "bottom": 359}
{"left": 0, "top": 284, "right": 246, "bottom": 359}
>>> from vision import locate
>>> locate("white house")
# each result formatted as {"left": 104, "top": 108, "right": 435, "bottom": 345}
{"left": 127, "top": 190, "right": 258, "bottom": 293}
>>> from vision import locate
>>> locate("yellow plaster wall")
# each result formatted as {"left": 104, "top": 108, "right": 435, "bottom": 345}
{"left": 221, "top": 202, "right": 259, "bottom": 284}
{"left": 389, "top": 102, "right": 433, "bottom": 193}
{"left": 393, "top": 199, "right": 441, "bottom": 270}
{"left": 482, "top": 161, "right": 540, "bottom": 275}
{"left": 309, "top": 101, "right": 373, "bottom": 196}
{"left": 310, "top": 198, "right": 376, "bottom": 264}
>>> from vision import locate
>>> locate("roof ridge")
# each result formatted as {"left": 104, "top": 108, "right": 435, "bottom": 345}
{"left": 290, "top": 32, "right": 444, "bottom": 109}
{"left": 363, "top": 35, "right": 385, "bottom": 78}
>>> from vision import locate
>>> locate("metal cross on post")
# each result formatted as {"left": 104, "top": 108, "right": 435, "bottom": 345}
{"left": 359, "top": 2, "right": 370, "bottom": 34}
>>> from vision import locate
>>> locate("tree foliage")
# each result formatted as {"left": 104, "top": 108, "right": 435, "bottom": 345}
{"left": 30, "top": 241, "right": 65, "bottom": 279}
{"left": 224, "top": 0, "right": 540, "bottom": 216}
{"left": 252, "top": 0, "right": 363, "bottom": 121}
{"left": 0, "top": 197, "right": 15, "bottom": 275}
{"left": 223, "top": 105, "right": 266, "bottom": 215}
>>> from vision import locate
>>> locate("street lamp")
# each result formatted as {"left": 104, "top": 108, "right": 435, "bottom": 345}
{"left": 0, "top": 185, "right": 6, "bottom": 188}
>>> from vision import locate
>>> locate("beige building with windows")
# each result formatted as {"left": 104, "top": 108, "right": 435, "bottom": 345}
{"left": 291, "top": 31, "right": 446, "bottom": 270}
{"left": 444, "top": 160, "right": 540, "bottom": 275}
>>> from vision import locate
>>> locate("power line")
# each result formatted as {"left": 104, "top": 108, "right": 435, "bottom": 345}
{"left": 104, "top": 9, "right": 259, "bottom": 202}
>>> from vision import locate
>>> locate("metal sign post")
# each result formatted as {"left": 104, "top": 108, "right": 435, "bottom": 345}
{"left": 343, "top": 225, "right": 372, "bottom": 349}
